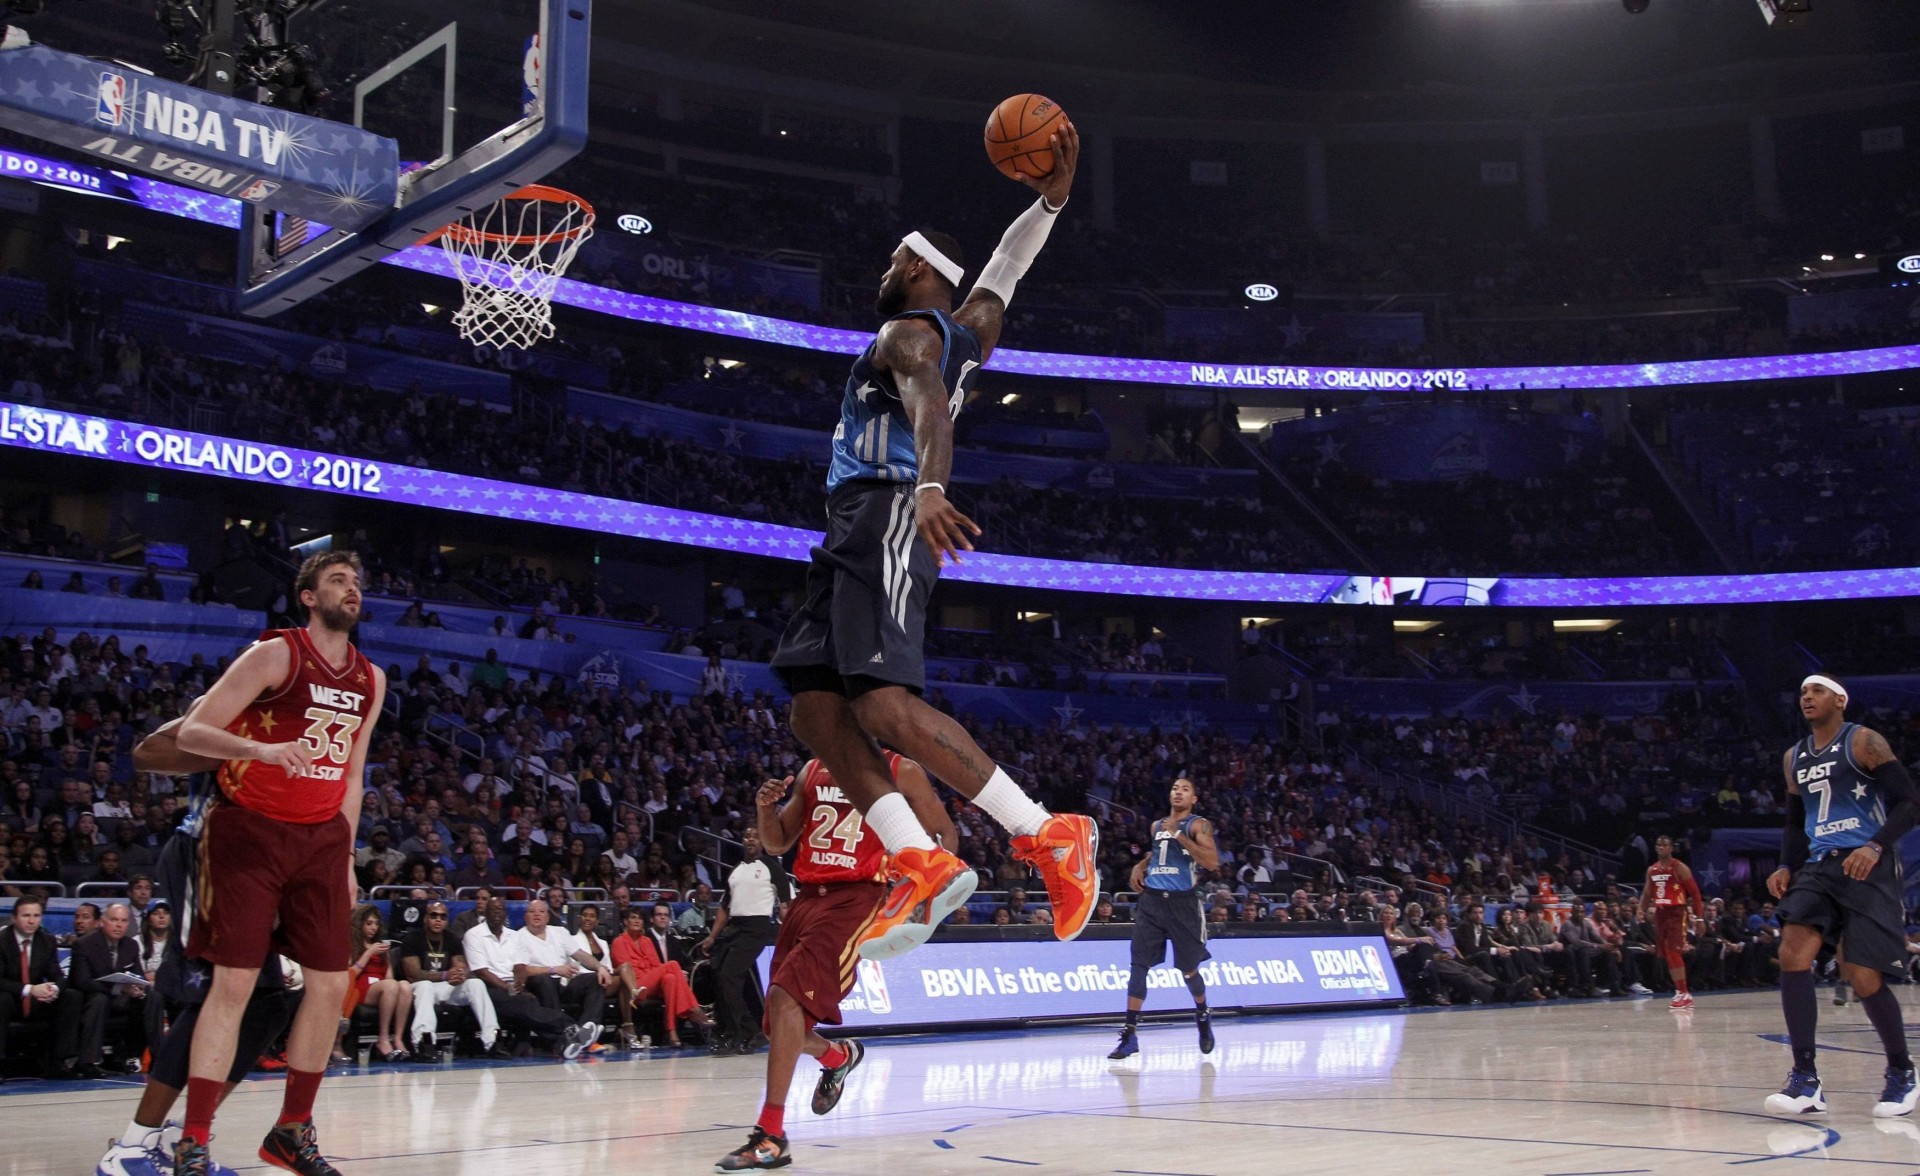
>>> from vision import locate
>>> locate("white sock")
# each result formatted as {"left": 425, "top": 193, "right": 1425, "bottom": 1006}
{"left": 866, "top": 792, "right": 937, "bottom": 854}
{"left": 120, "top": 1121, "right": 151, "bottom": 1147}
{"left": 972, "top": 768, "right": 1050, "bottom": 839}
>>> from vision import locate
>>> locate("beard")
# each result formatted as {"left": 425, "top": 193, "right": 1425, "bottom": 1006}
{"left": 312, "top": 598, "right": 359, "bottom": 632}
{"left": 875, "top": 273, "right": 907, "bottom": 317}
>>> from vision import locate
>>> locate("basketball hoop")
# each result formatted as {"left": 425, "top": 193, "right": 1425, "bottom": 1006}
{"left": 433, "top": 185, "right": 594, "bottom": 350}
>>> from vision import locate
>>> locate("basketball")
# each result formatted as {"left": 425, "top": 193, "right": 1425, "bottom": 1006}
{"left": 985, "top": 93, "right": 1067, "bottom": 182}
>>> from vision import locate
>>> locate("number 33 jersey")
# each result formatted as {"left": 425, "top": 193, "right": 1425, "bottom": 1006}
{"left": 792, "top": 754, "right": 899, "bottom": 885}
{"left": 217, "top": 627, "right": 377, "bottom": 824}
{"left": 1794, "top": 720, "right": 1886, "bottom": 858}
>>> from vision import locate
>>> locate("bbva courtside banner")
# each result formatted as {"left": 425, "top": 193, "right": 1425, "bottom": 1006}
{"left": 755, "top": 933, "right": 1405, "bottom": 1032}
{"left": 0, "top": 41, "right": 397, "bottom": 229}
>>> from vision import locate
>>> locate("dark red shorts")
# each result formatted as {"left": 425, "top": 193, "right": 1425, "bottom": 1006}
{"left": 768, "top": 880, "right": 886, "bottom": 1026}
{"left": 187, "top": 802, "right": 352, "bottom": 972}
{"left": 1654, "top": 907, "right": 1689, "bottom": 958}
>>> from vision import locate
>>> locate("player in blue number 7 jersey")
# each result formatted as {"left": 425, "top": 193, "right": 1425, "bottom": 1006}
{"left": 1765, "top": 674, "right": 1920, "bottom": 1119}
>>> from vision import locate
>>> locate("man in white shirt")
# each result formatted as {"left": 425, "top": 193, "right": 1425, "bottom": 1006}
{"left": 700, "top": 831, "right": 785, "bottom": 1054}
{"left": 461, "top": 897, "right": 595, "bottom": 1060}
{"left": 461, "top": 757, "right": 508, "bottom": 796}
{"left": 514, "top": 899, "right": 608, "bottom": 1034}
{"left": 600, "top": 831, "right": 639, "bottom": 880}
{"left": 399, "top": 901, "right": 498, "bottom": 1060}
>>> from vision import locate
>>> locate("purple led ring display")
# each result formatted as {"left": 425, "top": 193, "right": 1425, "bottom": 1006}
{"left": 8, "top": 136, "right": 1913, "bottom": 394}
{"left": 7, "top": 400, "right": 1920, "bottom": 607}
{"left": 382, "top": 247, "right": 1920, "bottom": 393}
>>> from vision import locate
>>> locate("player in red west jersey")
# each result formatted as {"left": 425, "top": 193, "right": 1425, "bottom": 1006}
{"left": 170, "top": 551, "right": 386, "bottom": 1176}
{"left": 1638, "top": 835, "right": 1704, "bottom": 1010}
{"left": 715, "top": 754, "right": 956, "bottom": 1172}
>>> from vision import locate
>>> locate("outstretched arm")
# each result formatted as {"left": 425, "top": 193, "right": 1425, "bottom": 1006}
{"left": 955, "top": 120, "right": 1080, "bottom": 359}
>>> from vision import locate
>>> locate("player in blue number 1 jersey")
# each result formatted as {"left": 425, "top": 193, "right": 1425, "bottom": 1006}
{"left": 1110, "top": 778, "right": 1219, "bottom": 1061}
{"left": 1765, "top": 675, "right": 1920, "bottom": 1119}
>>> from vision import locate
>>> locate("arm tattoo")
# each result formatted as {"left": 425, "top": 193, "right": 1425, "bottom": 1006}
{"left": 933, "top": 729, "right": 992, "bottom": 786}
{"left": 1857, "top": 727, "right": 1896, "bottom": 770}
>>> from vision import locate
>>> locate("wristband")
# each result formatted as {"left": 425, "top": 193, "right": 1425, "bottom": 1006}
{"left": 914, "top": 482, "right": 944, "bottom": 497}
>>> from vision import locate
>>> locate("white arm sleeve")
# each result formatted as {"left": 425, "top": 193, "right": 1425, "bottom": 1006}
{"left": 969, "top": 195, "right": 1065, "bottom": 308}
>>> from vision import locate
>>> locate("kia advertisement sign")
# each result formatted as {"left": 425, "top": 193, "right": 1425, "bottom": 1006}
{"left": 755, "top": 933, "right": 1403, "bottom": 1031}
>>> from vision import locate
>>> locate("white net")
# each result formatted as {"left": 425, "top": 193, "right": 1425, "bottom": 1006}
{"left": 438, "top": 189, "right": 594, "bottom": 350}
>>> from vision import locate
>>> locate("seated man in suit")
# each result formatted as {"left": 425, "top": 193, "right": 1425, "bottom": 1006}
{"left": 0, "top": 894, "right": 81, "bottom": 1078}
{"left": 611, "top": 905, "right": 711, "bottom": 1049}
{"left": 67, "top": 901, "right": 150, "bottom": 1077}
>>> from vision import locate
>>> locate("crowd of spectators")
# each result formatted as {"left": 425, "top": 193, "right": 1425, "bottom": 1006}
{"left": 1667, "top": 398, "right": 1920, "bottom": 572}
{"left": 1283, "top": 454, "right": 1710, "bottom": 576}
{"left": 1343, "top": 686, "right": 1767, "bottom": 848}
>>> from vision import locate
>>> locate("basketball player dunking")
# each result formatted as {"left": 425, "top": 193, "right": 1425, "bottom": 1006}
{"left": 169, "top": 552, "right": 386, "bottom": 1176}
{"left": 717, "top": 755, "right": 954, "bottom": 1171}
{"left": 768, "top": 122, "right": 1098, "bottom": 960}
{"left": 1110, "top": 777, "right": 1218, "bottom": 1061}
{"left": 1637, "top": 835, "right": 1703, "bottom": 1010}
{"left": 1764, "top": 674, "right": 1918, "bottom": 1119}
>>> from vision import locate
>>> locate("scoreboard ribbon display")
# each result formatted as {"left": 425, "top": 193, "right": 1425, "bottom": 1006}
{"left": 10, "top": 399, "right": 1920, "bottom": 607}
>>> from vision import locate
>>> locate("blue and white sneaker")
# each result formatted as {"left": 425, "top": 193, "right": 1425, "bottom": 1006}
{"left": 1874, "top": 1066, "right": 1919, "bottom": 1118}
{"left": 1765, "top": 1070, "right": 1827, "bottom": 1116}
{"left": 97, "top": 1137, "right": 159, "bottom": 1176}
{"left": 96, "top": 1124, "right": 192, "bottom": 1176}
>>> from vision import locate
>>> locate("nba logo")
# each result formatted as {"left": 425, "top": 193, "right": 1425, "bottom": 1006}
{"left": 856, "top": 960, "right": 892, "bottom": 1016}
{"left": 1361, "top": 945, "right": 1390, "bottom": 992}
{"left": 96, "top": 71, "right": 128, "bottom": 127}
{"left": 237, "top": 179, "right": 281, "bottom": 202}
{"left": 520, "top": 34, "right": 542, "bottom": 117}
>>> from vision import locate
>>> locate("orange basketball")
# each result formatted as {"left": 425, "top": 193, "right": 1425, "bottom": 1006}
{"left": 985, "top": 93, "right": 1066, "bottom": 182}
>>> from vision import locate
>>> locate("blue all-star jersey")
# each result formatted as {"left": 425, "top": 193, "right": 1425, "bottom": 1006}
{"left": 826, "top": 309, "right": 984, "bottom": 493}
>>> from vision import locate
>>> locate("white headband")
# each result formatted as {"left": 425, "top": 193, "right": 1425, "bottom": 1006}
{"left": 901, "top": 232, "right": 964, "bottom": 287}
{"left": 1802, "top": 674, "right": 1848, "bottom": 700}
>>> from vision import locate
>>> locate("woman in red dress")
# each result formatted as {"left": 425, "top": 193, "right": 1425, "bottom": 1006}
{"left": 337, "top": 904, "right": 414, "bottom": 1062}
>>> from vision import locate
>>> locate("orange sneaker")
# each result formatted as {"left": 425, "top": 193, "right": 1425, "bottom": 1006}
{"left": 856, "top": 846, "right": 978, "bottom": 962}
{"left": 1011, "top": 814, "right": 1100, "bottom": 942}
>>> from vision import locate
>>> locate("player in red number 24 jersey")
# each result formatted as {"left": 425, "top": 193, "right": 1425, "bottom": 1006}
{"left": 715, "top": 754, "right": 956, "bottom": 1172}
{"left": 1638, "top": 835, "right": 1704, "bottom": 1010}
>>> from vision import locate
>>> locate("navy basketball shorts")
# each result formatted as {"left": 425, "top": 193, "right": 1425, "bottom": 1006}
{"left": 1130, "top": 888, "right": 1212, "bottom": 974}
{"left": 771, "top": 479, "right": 937, "bottom": 697}
{"left": 1779, "top": 850, "right": 1909, "bottom": 976}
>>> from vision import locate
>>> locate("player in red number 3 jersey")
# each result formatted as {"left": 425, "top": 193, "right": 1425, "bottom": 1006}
{"left": 171, "top": 552, "right": 386, "bottom": 1176}
{"left": 716, "top": 753, "right": 955, "bottom": 1172}
{"left": 1638, "top": 835, "right": 1704, "bottom": 1010}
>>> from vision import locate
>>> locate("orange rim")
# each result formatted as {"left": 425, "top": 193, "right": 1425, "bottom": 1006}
{"left": 432, "top": 184, "right": 595, "bottom": 247}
